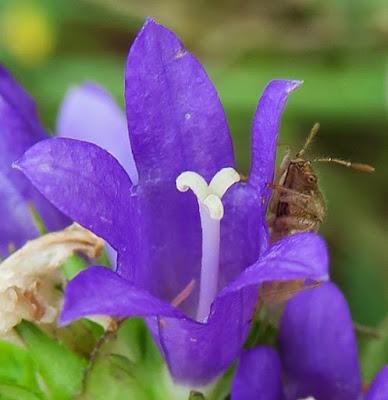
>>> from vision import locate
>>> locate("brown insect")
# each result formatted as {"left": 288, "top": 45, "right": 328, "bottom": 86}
{"left": 261, "top": 123, "right": 374, "bottom": 304}
{"left": 268, "top": 122, "right": 374, "bottom": 243}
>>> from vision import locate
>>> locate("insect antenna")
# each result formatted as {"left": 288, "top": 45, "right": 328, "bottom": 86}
{"left": 296, "top": 122, "right": 320, "bottom": 158}
{"left": 312, "top": 157, "right": 375, "bottom": 172}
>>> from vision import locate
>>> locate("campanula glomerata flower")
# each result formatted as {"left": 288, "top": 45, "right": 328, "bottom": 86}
{"left": 16, "top": 18, "right": 329, "bottom": 385}
{"left": 231, "top": 282, "right": 388, "bottom": 400}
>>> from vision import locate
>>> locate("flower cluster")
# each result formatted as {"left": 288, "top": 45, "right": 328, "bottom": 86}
{"left": 0, "top": 17, "right": 386, "bottom": 398}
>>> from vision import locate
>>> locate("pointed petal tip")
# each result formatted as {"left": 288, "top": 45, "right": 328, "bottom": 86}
{"left": 288, "top": 79, "right": 303, "bottom": 92}
{"left": 141, "top": 17, "right": 161, "bottom": 34}
{"left": 138, "top": 17, "right": 182, "bottom": 46}
{"left": 11, "top": 140, "right": 42, "bottom": 171}
{"left": 58, "top": 301, "right": 83, "bottom": 326}
{"left": 125, "top": 15, "right": 234, "bottom": 181}
{"left": 11, "top": 149, "right": 33, "bottom": 173}
{"left": 266, "top": 78, "right": 303, "bottom": 93}
{"left": 57, "top": 313, "right": 70, "bottom": 326}
{"left": 249, "top": 78, "right": 303, "bottom": 191}
{"left": 144, "top": 16, "right": 157, "bottom": 25}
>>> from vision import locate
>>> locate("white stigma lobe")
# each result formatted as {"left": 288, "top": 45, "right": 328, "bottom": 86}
{"left": 176, "top": 167, "right": 240, "bottom": 220}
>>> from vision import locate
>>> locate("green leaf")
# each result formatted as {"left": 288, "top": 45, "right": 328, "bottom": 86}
{"left": 51, "top": 319, "right": 103, "bottom": 359}
{"left": 206, "top": 364, "right": 235, "bottom": 400}
{"left": 0, "top": 381, "right": 44, "bottom": 400}
{"left": 62, "top": 254, "right": 87, "bottom": 280}
{"left": 0, "top": 340, "right": 39, "bottom": 392}
{"left": 116, "top": 317, "right": 164, "bottom": 366}
{"left": 76, "top": 318, "right": 235, "bottom": 400}
{"left": 80, "top": 318, "right": 167, "bottom": 400}
{"left": 16, "top": 321, "right": 87, "bottom": 400}
{"left": 80, "top": 352, "right": 150, "bottom": 400}
{"left": 62, "top": 251, "right": 111, "bottom": 281}
{"left": 80, "top": 318, "right": 232, "bottom": 400}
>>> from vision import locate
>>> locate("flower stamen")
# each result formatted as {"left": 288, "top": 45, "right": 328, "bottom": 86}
{"left": 176, "top": 167, "right": 240, "bottom": 321}
{"left": 171, "top": 279, "right": 196, "bottom": 308}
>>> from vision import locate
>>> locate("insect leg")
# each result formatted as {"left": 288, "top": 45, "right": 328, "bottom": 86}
{"left": 272, "top": 215, "right": 319, "bottom": 233}
{"left": 269, "top": 184, "right": 311, "bottom": 203}
{"left": 276, "top": 149, "right": 292, "bottom": 181}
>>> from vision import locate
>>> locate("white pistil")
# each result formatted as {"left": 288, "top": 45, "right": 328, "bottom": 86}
{"left": 176, "top": 167, "right": 240, "bottom": 322}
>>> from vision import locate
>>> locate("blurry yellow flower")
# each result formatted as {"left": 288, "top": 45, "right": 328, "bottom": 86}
{"left": 1, "top": 2, "right": 55, "bottom": 65}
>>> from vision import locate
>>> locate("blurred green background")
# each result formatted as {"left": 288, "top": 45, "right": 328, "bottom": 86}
{"left": 0, "top": 0, "right": 387, "bottom": 360}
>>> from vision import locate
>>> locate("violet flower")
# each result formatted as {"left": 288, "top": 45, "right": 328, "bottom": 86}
{"left": 16, "top": 18, "right": 329, "bottom": 386}
{"left": 0, "top": 66, "right": 68, "bottom": 256}
{"left": 231, "top": 282, "right": 388, "bottom": 400}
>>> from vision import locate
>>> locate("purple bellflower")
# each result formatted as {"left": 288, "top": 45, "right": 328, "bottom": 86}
{"left": 0, "top": 66, "right": 68, "bottom": 257}
{"left": 231, "top": 282, "right": 388, "bottom": 400}
{"left": 16, "top": 19, "right": 329, "bottom": 386}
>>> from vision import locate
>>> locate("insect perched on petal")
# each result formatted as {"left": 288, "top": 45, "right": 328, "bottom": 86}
{"left": 268, "top": 122, "right": 374, "bottom": 243}
{"left": 261, "top": 123, "right": 374, "bottom": 304}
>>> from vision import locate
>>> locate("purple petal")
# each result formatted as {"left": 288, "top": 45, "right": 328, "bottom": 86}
{"left": 0, "top": 66, "right": 68, "bottom": 234}
{"left": 366, "top": 366, "right": 388, "bottom": 400}
{"left": 60, "top": 266, "right": 184, "bottom": 324}
{"left": 14, "top": 138, "right": 133, "bottom": 255}
{"left": 0, "top": 76, "right": 45, "bottom": 176}
{"left": 125, "top": 18, "right": 234, "bottom": 183}
{"left": 147, "top": 231, "right": 327, "bottom": 386}
{"left": 147, "top": 286, "right": 258, "bottom": 386}
{"left": 220, "top": 232, "right": 329, "bottom": 295}
{"left": 56, "top": 82, "right": 138, "bottom": 184}
{"left": 122, "top": 182, "right": 265, "bottom": 314}
{"left": 0, "top": 64, "right": 47, "bottom": 139}
{"left": 63, "top": 266, "right": 257, "bottom": 386}
{"left": 0, "top": 172, "right": 38, "bottom": 256}
{"left": 279, "top": 282, "right": 362, "bottom": 400}
{"left": 218, "top": 182, "right": 269, "bottom": 289}
{"left": 249, "top": 80, "right": 302, "bottom": 206}
{"left": 231, "top": 346, "right": 284, "bottom": 400}
{"left": 118, "top": 181, "right": 201, "bottom": 305}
